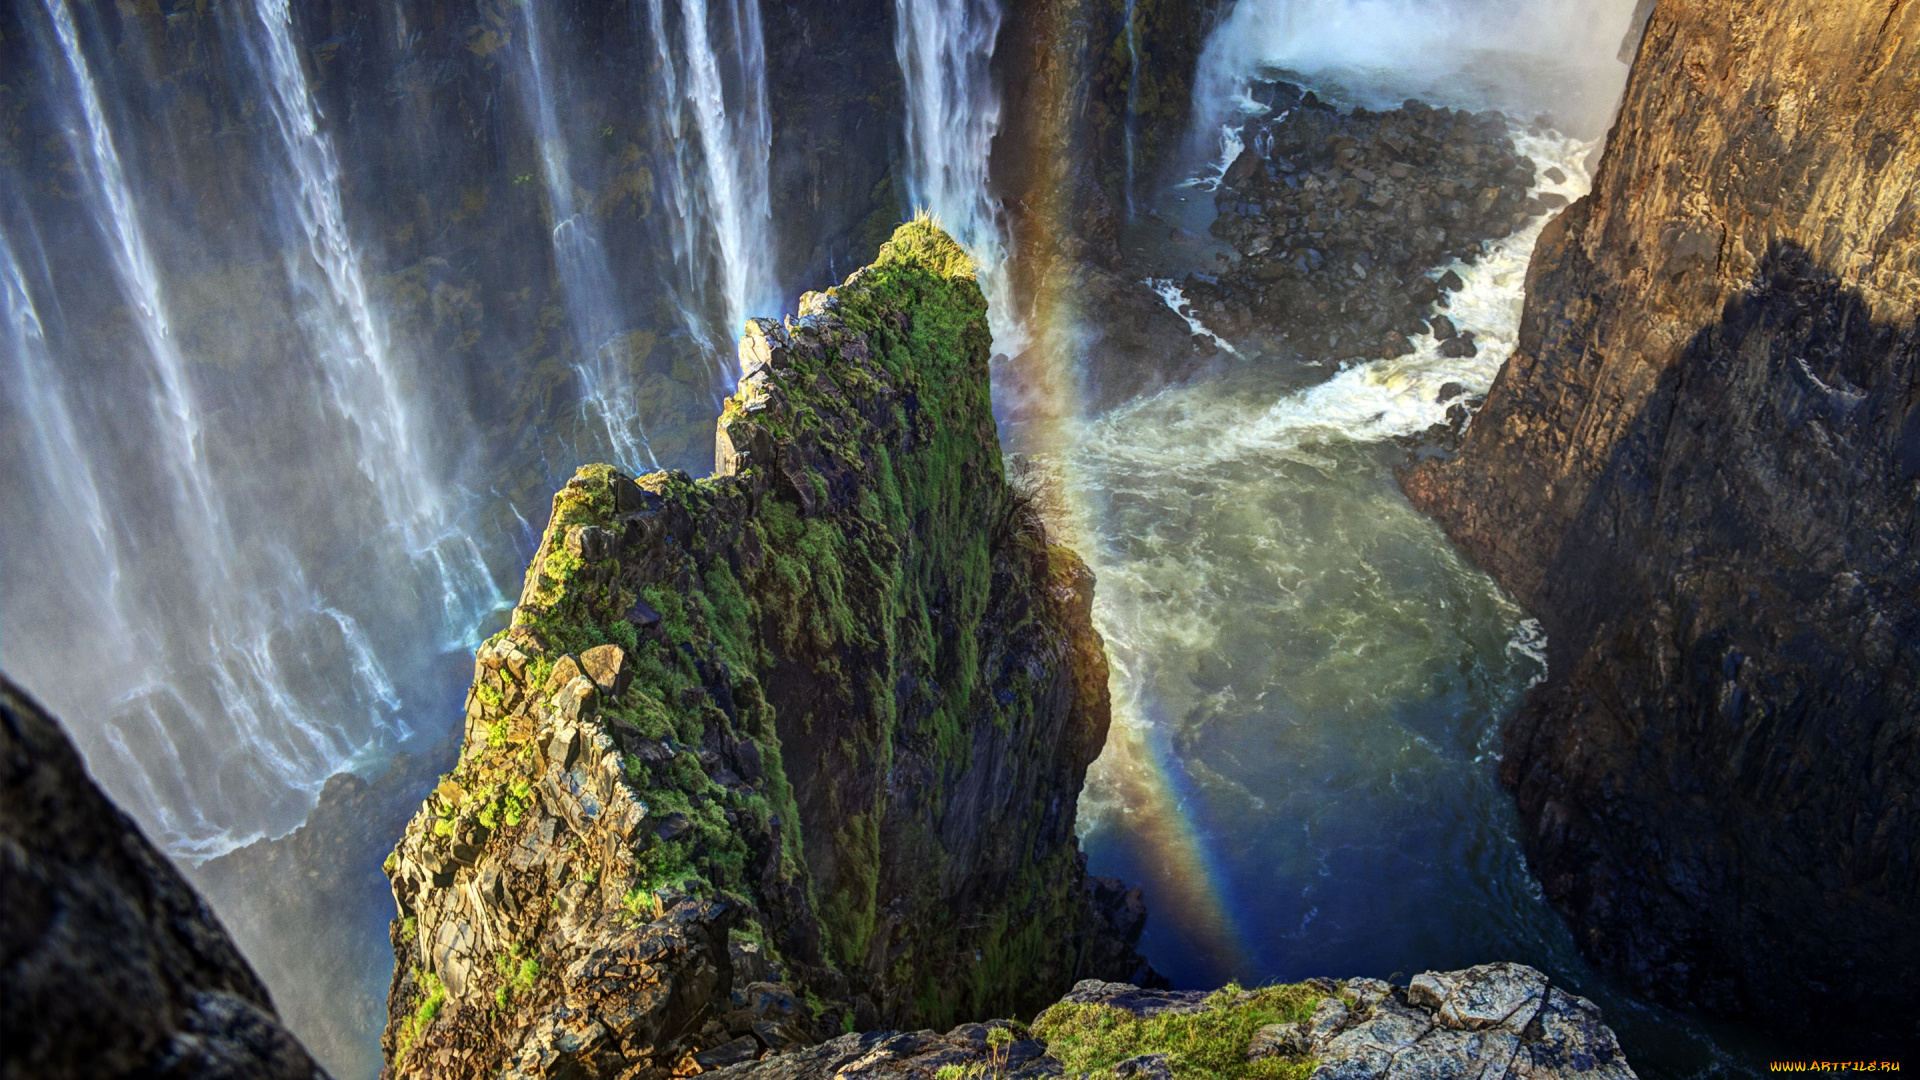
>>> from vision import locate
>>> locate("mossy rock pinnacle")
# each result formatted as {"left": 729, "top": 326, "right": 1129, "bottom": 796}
{"left": 381, "top": 222, "right": 1147, "bottom": 1079}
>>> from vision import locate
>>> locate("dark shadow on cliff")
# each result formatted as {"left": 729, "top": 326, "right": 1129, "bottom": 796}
{"left": 1501, "top": 242, "right": 1920, "bottom": 1053}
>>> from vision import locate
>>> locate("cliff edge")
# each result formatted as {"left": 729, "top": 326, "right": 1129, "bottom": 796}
{"left": 1403, "top": 0, "right": 1920, "bottom": 1046}
{"left": 381, "top": 221, "right": 1149, "bottom": 1078}
{"left": 0, "top": 675, "right": 328, "bottom": 1079}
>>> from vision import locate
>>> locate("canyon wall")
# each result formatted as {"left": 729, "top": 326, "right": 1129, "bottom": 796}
{"left": 380, "top": 223, "right": 1147, "bottom": 1079}
{"left": 1404, "top": 0, "right": 1920, "bottom": 1048}
{"left": 0, "top": 676, "right": 328, "bottom": 1080}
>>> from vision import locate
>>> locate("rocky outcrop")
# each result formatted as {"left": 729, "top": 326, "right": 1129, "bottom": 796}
{"left": 381, "top": 222, "right": 1149, "bottom": 1079}
{"left": 0, "top": 675, "right": 328, "bottom": 1080}
{"left": 1403, "top": 0, "right": 1920, "bottom": 1048}
{"left": 703, "top": 963, "right": 1635, "bottom": 1080}
{"left": 1190, "top": 82, "right": 1542, "bottom": 361}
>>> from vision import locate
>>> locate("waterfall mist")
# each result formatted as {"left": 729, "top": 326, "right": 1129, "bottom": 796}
{"left": 1193, "top": 0, "right": 1644, "bottom": 150}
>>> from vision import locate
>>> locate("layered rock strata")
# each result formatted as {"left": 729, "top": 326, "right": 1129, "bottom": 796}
{"left": 0, "top": 675, "right": 328, "bottom": 1080}
{"left": 705, "top": 963, "right": 1634, "bottom": 1080}
{"left": 1190, "top": 82, "right": 1543, "bottom": 362}
{"left": 1403, "top": 0, "right": 1920, "bottom": 1046}
{"left": 381, "top": 223, "right": 1148, "bottom": 1079}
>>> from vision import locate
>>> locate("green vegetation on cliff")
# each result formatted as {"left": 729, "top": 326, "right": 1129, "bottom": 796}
{"left": 381, "top": 222, "right": 1137, "bottom": 1079}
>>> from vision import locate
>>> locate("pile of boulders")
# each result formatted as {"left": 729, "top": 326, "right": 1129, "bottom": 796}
{"left": 1184, "top": 82, "right": 1558, "bottom": 362}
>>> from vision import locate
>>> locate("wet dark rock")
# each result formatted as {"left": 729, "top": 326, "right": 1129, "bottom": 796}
{"left": 1439, "top": 331, "right": 1479, "bottom": 358}
{"left": 1196, "top": 83, "right": 1540, "bottom": 361}
{"left": 1, "top": 676, "right": 329, "bottom": 1080}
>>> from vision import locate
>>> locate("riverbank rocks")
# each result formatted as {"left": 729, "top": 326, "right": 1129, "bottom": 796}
{"left": 701, "top": 964, "right": 1633, "bottom": 1080}
{"left": 0, "top": 675, "right": 329, "bottom": 1080}
{"left": 381, "top": 222, "right": 1150, "bottom": 1079}
{"left": 1186, "top": 82, "right": 1541, "bottom": 361}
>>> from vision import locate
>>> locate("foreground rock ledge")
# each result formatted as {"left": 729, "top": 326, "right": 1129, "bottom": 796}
{"left": 382, "top": 222, "right": 1149, "bottom": 1079}
{"left": 707, "top": 963, "right": 1634, "bottom": 1080}
{"left": 0, "top": 675, "right": 328, "bottom": 1080}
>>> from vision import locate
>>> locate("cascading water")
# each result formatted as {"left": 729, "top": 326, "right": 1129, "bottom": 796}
{"left": 893, "top": 0, "right": 1026, "bottom": 356}
{"left": 1122, "top": 0, "right": 1142, "bottom": 217}
{"left": 643, "top": 0, "right": 780, "bottom": 375}
{"left": 29, "top": 0, "right": 369, "bottom": 855}
{"left": 241, "top": 0, "right": 500, "bottom": 641}
{"left": 513, "top": 0, "right": 659, "bottom": 473}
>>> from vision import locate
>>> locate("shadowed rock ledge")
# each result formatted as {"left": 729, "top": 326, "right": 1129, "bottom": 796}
{"left": 1403, "top": 0, "right": 1920, "bottom": 1048}
{"left": 380, "top": 222, "right": 1152, "bottom": 1079}
{"left": 0, "top": 675, "right": 328, "bottom": 1080}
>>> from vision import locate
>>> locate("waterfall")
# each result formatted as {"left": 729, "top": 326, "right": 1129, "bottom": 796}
{"left": 242, "top": 0, "right": 501, "bottom": 638}
{"left": 892, "top": 0, "right": 1026, "bottom": 356}
{"left": 33, "top": 0, "right": 375, "bottom": 853}
{"left": 513, "top": 0, "right": 658, "bottom": 474}
{"left": 1123, "top": 0, "right": 1142, "bottom": 218}
{"left": 644, "top": 0, "right": 780, "bottom": 370}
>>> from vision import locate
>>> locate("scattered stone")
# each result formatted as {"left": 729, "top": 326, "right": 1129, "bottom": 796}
{"left": 1437, "top": 269, "right": 1466, "bottom": 292}
{"left": 1115, "top": 1053, "right": 1175, "bottom": 1079}
{"left": 625, "top": 596, "right": 663, "bottom": 629}
{"left": 694, "top": 1036, "right": 762, "bottom": 1069}
{"left": 578, "top": 644, "right": 630, "bottom": 699}
{"left": 1430, "top": 313, "right": 1458, "bottom": 340}
{"left": 564, "top": 524, "right": 616, "bottom": 561}
{"left": 1437, "top": 382, "right": 1468, "bottom": 403}
{"left": 1543, "top": 166, "right": 1568, "bottom": 184}
{"left": 1440, "top": 331, "right": 1479, "bottom": 358}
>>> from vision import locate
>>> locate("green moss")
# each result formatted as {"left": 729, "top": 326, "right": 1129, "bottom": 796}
{"left": 1031, "top": 984, "right": 1325, "bottom": 1080}
{"left": 395, "top": 969, "right": 447, "bottom": 1062}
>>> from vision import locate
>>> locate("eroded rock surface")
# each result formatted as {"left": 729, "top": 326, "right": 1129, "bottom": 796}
{"left": 1402, "top": 0, "right": 1920, "bottom": 1047}
{"left": 0, "top": 675, "right": 328, "bottom": 1080}
{"left": 1188, "top": 82, "right": 1542, "bottom": 361}
{"left": 382, "top": 223, "right": 1150, "bottom": 1079}
{"left": 706, "top": 964, "right": 1633, "bottom": 1080}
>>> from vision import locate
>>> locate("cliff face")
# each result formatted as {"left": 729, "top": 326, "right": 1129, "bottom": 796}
{"left": 1403, "top": 0, "right": 1920, "bottom": 1044}
{"left": 381, "top": 223, "right": 1146, "bottom": 1079}
{"left": 0, "top": 676, "right": 328, "bottom": 1080}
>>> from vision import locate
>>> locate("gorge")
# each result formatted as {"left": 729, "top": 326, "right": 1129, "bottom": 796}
{"left": 2, "top": 0, "right": 1914, "bottom": 1077}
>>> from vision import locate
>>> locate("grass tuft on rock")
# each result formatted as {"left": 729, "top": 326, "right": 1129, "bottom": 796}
{"left": 1031, "top": 983, "right": 1324, "bottom": 1080}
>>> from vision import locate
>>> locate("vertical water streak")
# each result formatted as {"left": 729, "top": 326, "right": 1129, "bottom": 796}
{"left": 892, "top": 0, "right": 1026, "bottom": 355}
{"left": 242, "top": 0, "right": 501, "bottom": 637}
{"left": 644, "top": 0, "right": 780, "bottom": 373}
{"left": 1123, "top": 0, "right": 1142, "bottom": 218}
{"left": 33, "top": 0, "right": 407, "bottom": 855}
{"left": 43, "top": 0, "right": 223, "bottom": 553}
{"left": 0, "top": 222, "right": 116, "bottom": 586}
{"left": 693, "top": 0, "right": 778, "bottom": 346}
{"left": 515, "top": 0, "right": 657, "bottom": 474}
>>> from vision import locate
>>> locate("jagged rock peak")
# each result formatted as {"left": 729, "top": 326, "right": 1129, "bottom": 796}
{"left": 382, "top": 221, "right": 1149, "bottom": 1079}
{"left": 0, "top": 675, "right": 329, "bottom": 1080}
